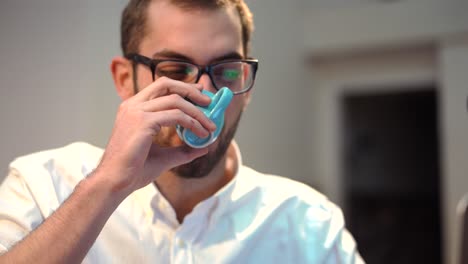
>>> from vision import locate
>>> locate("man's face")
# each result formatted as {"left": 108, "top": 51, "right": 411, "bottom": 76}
{"left": 135, "top": 1, "right": 251, "bottom": 178}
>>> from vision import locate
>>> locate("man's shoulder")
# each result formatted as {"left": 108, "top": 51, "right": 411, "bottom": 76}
{"left": 1, "top": 142, "right": 104, "bottom": 217}
{"left": 237, "top": 165, "right": 330, "bottom": 208}
{"left": 234, "top": 166, "right": 361, "bottom": 263}
{"left": 234, "top": 166, "right": 343, "bottom": 232}
{"left": 9, "top": 142, "right": 103, "bottom": 190}
{"left": 10, "top": 141, "right": 103, "bottom": 169}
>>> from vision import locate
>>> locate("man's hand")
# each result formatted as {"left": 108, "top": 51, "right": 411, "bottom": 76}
{"left": 97, "top": 77, "right": 217, "bottom": 195}
{"left": 0, "top": 77, "right": 216, "bottom": 264}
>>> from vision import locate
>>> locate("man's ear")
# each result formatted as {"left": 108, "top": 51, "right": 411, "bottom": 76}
{"left": 111, "top": 56, "right": 135, "bottom": 100}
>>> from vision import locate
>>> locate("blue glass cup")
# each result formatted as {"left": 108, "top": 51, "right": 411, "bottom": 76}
{"left": 176, "top": 87, "right": 233, "bottom": 148}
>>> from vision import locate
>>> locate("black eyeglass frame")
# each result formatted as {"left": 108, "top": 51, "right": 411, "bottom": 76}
{"left": 126, "top": 53, "right": 259, "bottom": 95}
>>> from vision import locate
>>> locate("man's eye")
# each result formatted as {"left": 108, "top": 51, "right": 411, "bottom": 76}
{"left": 157, "top": 66, "right": 192, "bottom": 80}
{"left": 222, "top": 69, "right": 240, "bottom": 81}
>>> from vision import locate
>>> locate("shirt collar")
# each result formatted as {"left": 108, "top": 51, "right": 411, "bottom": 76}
{"left": 132, "top": 140, "right": 244, "bottom": 228}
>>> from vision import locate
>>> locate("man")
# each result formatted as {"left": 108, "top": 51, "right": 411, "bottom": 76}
{"left": 0, "top": 0, "right": 364, "bottom": 263}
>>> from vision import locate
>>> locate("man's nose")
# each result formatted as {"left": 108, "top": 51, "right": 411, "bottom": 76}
{"left": 197, "top": 73, "right": 217, "bottom": 93}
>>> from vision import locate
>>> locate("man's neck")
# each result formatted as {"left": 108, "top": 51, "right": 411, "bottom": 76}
{"left": 154, "top": 144, "right": 237, "bottom": 224}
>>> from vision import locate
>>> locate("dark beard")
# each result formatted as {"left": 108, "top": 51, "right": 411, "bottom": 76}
{"left": 171, "top": 112, "right": 242, "bottom": 178}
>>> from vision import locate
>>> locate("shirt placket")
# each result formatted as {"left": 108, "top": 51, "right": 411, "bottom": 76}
{"left": 170, "top": 200, "right": 215, "bottom": 264}
{"left": 171, "top": 231, "right": 193, "bottom": 264}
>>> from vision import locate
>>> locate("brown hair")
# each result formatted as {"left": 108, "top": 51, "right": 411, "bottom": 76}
{"left": 120, "top": 0, "right": 254, "bottom": 57}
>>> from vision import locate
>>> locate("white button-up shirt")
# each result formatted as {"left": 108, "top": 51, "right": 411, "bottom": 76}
{"left": 0, "top": 142, "right": 364, "bottom": 263}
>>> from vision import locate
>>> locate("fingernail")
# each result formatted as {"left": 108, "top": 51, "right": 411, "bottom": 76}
{"left": 210, "top": 122, "right": 217, "bottom": 131}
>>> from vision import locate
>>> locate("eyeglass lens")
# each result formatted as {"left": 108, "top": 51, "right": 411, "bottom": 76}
{"left": 155, "top": 61, "right": 254, "bottom": 93}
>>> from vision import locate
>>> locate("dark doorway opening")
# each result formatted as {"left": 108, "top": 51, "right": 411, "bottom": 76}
{"left": 341, "top": 88, "right": 442, "bottom": 264}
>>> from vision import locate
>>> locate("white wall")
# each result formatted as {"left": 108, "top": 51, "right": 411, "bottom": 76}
{"left": 240, "top": 0, "right": 311, "bottom": 184}
{"left": 303, "top": 0, "right": 468, "bottom": 55}
{"left": 0, "top": 0, "right": 127, "bottom": 178}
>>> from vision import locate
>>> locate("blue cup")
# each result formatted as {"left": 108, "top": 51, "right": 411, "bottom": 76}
{"left": 176, "top": 87, "right": 233, "bottom": 148}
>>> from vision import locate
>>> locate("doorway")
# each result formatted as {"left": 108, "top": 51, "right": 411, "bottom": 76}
{"left": 341, "top": 88, "right": 442, "bottom": 263}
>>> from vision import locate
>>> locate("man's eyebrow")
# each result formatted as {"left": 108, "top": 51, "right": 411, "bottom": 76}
{"left": 152, "top": 50, "right": 243, "bottom": 63}
{"left": 212, "top": 52, "right": 243, "bottom": 62}
{"left": 152, "top": 50, "right": 193, "bottom": 61}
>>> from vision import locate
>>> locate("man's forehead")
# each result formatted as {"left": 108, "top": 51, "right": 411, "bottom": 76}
{"left": 152, "top": 49, "right": 243, "bottom": 64}
{"left": 145, "top": 0, "right": 240, "bottom": 29}
{"left": 149, "top": 0, "right": 232, "bottom": 10}
{"left": 141, "top": 0, "right": 243, "bottom": 62}
{"left": 147, "top": 0, "right": 234, "bottom": 16}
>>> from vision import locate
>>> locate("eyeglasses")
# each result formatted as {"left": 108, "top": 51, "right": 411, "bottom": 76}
{"left": 126, "top": 53, "right": 258, "bottom": 94}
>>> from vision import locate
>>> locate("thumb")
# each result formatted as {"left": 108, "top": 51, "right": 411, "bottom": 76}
{"left": 149, "top": 144, "right": 209, "bottom": 171}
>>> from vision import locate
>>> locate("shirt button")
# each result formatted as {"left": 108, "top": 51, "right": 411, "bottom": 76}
{"left": 177, "top": 238, "right": 186, "bottom": 248}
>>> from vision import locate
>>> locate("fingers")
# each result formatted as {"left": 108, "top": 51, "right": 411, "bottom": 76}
{"left": 146, "top": 109, "right": 213, "bottom": 138}
{"left": 133, "top": 77, "right": 211, "bottom": 107}
{"left": 141, "top": 94, "right": 217, "bottom": 132}
{"left": 149, "top": 144, "right": 209, "bottom": 169}
{"left": 132, "top": 77, "right": 216, "bottom": 137}
{"left": 170, "top": 146, "right": 209, "bottom": 166}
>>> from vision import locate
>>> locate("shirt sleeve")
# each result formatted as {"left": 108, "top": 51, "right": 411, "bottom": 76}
{"left": 299, "top": 198, "right": 365, "bottom": 264}
{"left": 0, "top": 168, "right": 45, "bottom": 253}
{"left": 321, "top": 203, "right": 365, "bottom": 264}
